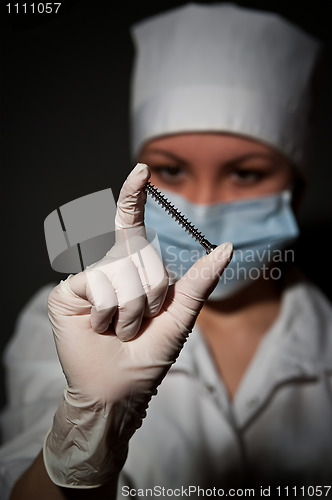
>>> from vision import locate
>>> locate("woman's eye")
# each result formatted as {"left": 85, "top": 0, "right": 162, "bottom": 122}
{"left": 150, "top": 165, "right": 186, "bottom": 183}
{"left": 230, "top": 168, "right": 266, "bottom": 184}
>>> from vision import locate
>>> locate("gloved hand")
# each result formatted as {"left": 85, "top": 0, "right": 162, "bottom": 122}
{"left": 44, "top": 163, "right": 233, "bottom": 488}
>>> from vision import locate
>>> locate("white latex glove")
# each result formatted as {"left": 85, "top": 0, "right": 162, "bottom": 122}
{"left": 44, "top": 163, "right": 233, "bottom": 488}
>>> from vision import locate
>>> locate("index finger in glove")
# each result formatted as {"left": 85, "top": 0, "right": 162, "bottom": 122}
{"left": 164, "top": 242, "right": 233, "bottom": 331}
{"left": 115, "top": 163, "right": 150, "bottom": 240}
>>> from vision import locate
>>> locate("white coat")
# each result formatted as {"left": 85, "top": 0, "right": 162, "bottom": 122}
{"left": 0, "top": 279, "right": 331, "bottom": 499}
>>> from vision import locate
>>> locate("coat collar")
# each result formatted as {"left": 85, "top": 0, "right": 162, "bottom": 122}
{"left": 170, "top": 280, "right": 332, "bottom": 428}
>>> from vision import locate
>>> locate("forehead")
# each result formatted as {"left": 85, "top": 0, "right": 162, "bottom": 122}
{"left": 141, "top": 133, "right": 285, "bottom": 162}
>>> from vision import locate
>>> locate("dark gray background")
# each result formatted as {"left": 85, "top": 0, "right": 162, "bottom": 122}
{"left": 1, "top": 1, "right": 331, "bottom": 410}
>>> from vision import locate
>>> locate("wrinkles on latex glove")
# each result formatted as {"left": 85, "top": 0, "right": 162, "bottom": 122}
{"left": 68, "top": 234, "right": 169, "bottom": 341}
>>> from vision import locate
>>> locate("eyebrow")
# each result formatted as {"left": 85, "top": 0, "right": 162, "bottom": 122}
{"left": 226, "top": 152, "right": 280, "bottom": 166}
{"left": 143, "top": 148, "right": 189, "bottom": 165}
{"left": 143, "top": 148, "right": 279, "bottom": 166}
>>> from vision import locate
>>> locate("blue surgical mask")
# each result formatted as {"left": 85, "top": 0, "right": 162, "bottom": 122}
{"left": 145, "top": 189, "right": 299, "bottom": 300}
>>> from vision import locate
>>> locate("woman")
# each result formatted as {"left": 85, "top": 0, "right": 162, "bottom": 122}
{"left": 1, "top": 3, "right": 331, "bottom": 499}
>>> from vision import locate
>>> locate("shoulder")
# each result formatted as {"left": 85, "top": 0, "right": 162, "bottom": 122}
{"left": 281, "top": 279, "right": 332, "bottom": 369}
{"left": 4, "top": 283, "right": 57, "bottom": 364}
{"left": 286, "top": 279, "right": 331, "bottom": 328}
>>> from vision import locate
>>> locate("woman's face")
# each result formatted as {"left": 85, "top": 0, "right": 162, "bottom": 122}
{"left": 139, "top": 133, "right": 294, "bottom": 204}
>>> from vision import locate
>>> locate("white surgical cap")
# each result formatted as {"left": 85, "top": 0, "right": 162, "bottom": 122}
{"left": 130, "top": 3, "right": 322, "bottom": 170}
